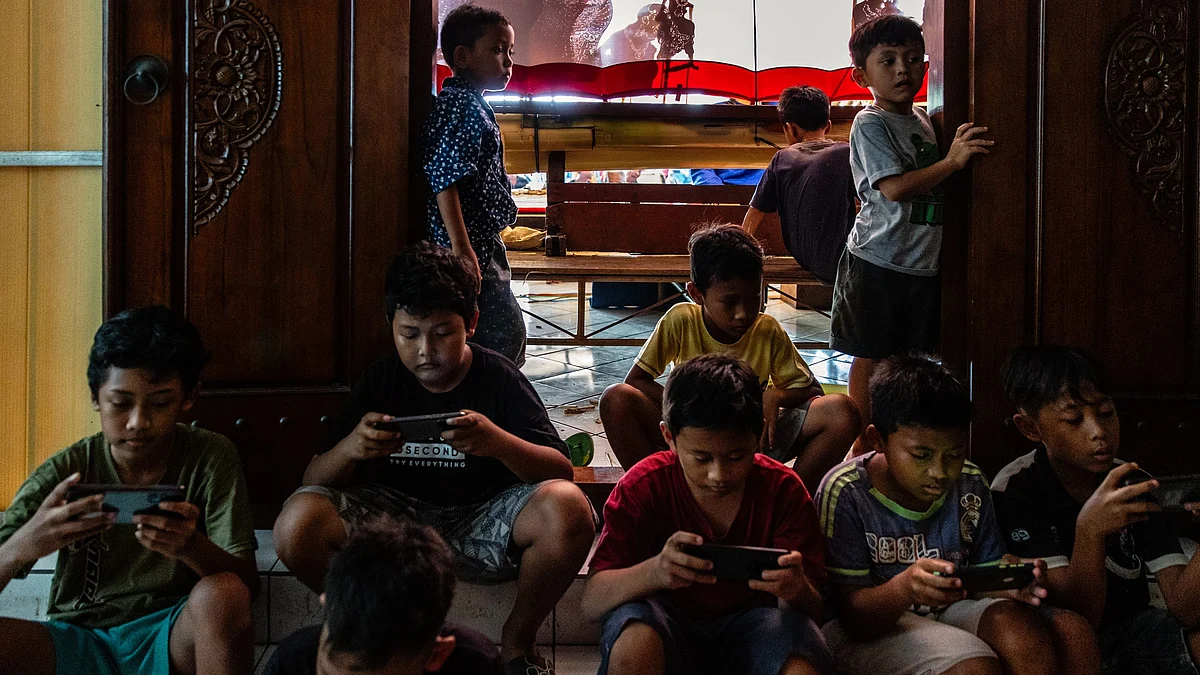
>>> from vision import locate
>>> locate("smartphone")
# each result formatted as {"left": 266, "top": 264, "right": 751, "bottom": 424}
{"left": 1145, "top": 475, "right": 1200, "bottom": 510}
{"left": 66, "top": 484, "right": 186, "bottom": 525}
{"left": 372, "top": 412, "right": 465, "bottom": 442}
{"left": 681, "top": 543, "right": 788, "bottom": 581}
{"left": 935, "top": 563, "right": 1036, "bottom": 593}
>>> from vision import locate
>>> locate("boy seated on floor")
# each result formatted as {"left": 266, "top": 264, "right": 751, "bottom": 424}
{"left": 992, "top": 345, "right": 1200, "bottom": 675}
{"left": 272, "top": 242, "right": 595, "bottom": 675}
{"left": 581, "top": 353, "right": 835, "bottom": 675}
{"left": 817, "top": 354, "right": 1098, "bottom": 675}
{"left": 264, "top": 516, "right": 502, "bottom": 675}
{"left": 0, "top": 306, "right": 259, "bottom": 675}
{"left": 598, "top": 223, "right": 860, "bottom": 488}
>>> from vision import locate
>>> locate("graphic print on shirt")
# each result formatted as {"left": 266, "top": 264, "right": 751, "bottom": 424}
{"left": 390, "top": 442, "right": 466, "bottom": 469}
{"left": 909, "top": 133, "right": 944, "bottom": 226}
{"left": 1107, "top": 528, "right": 1144, "bottom": 580}
{"left": 866, "top": 532, "right": 941, "bottom": 564}
{"left": 70, "top": 530, "right": 109, "bottom": 609}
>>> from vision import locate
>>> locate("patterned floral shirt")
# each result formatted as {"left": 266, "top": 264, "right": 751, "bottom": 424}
{"left": 424, "top": 77, "right": 517, "bottom": 262}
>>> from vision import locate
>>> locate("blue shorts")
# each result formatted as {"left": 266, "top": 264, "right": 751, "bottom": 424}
{"left": 1099, "top": 606, "right": 1199, "bottom": 675}
{"left": 598, "top": 598, "right": 833, "bottom": 675}
{"left": 43, "top": 597, "right": 187, "bottom": 675}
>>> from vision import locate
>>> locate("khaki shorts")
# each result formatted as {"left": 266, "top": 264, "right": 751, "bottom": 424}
{"left": 822, "top": 598, "right": 1003, "bottom": 675}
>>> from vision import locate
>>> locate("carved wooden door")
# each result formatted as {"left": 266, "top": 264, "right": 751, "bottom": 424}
{"left": 105, "top": 0, "right": 435, "bottom": 522}
{"left": 967, "top": 0, "right": 1200, "bottom": 477}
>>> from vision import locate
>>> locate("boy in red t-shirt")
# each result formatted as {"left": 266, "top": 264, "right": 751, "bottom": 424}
{"left": 580, "top": 354, "right": 833, "bottom": 675}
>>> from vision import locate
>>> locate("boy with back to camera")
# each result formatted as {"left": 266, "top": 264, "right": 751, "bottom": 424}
{"left": 426, "top": 4, "right": 526, "bottom": 365}
{"left": 0, "top": 306, "right": 259, "bottom": 675}
{"left": 264, "top": 516, "right": 503, "bottom": 675}
{"left": 582, "top": 354, "right": 835, "bottom": 675}
{"left": 833, "top": 16, "right": 992, "bottom": 443}
{"left": 272, "top": 242, "right": 595, "bottom": 675}
{"left": 817, "top": 355, "right": 1099, "bottom": 675}
{"left": 743, "top": 85, "right": 856, "bottom": 286}
{"left": 992, "top": 345, "right": 1200, "bottom": 674}
{"left": 598, "top": 224, "right": 860, "bottom": 489}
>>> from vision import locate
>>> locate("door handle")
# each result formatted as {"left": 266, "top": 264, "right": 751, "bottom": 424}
{"left": 122, "top": 55, "right": 169, "bottom": 105}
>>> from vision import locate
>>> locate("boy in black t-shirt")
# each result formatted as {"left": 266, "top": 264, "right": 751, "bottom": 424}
{"left": 992, "top": 345, "right": 1200, "bottom": 675}
{"left": 264, "top": 516, "right": 502, "bottom": 675}
{"left": 273, "top": 242, "right": 596, "bottom": 675}
{"left": 743, "top": 85, "right": 855, "bottom": 285}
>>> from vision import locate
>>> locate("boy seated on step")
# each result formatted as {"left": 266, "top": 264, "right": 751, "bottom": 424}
{"left": 598, "top": 223, "right": 860, "bottom": 488}
{"left": 272, "top": 242, "right": 595, "bottom": 675}
{"left": 0, "top": 306, "right": 258, "bottom": 675}
{"left": 581, "top": 353, "right": 835, "bottom": 675}
{"left": 264, "top": 516, "right": 502, "bottom": 675}
{"left": 816, "top": 354, "right": 1098, "bottom": 675}
{"left": 992, "top": 345, "right": 1200, "bottom": 675}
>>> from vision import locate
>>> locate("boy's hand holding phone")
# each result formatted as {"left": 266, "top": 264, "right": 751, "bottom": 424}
{"left": 998, "top": 555, "right": 1048, "bottom": 606}
{"left": 3, "top": 473, "right": 114, "bottom": 567}
{"left": 653, "top": 531, "right": 716, "bottom": 590}
{"left": 440, "top": 410, "right": 505, "bottom": 457}
{"left": 134, "top": 501, "right": 200, "bottom": 559}
{"left": 748, "top": 551, "right": 812, "bottom": 602}
{"left": 341, "top": 412, "right": 404, "bottom": 462}
{"left": 1077, "top": 462, "right": 1160, "bottom": 538}
{"left": 902, "top": 558, "right": 966, "bottom": 607}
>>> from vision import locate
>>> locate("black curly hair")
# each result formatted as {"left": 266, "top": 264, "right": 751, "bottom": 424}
{"left": 870, "top": 354, "right": 970, "bottom": 440}
{"left": 663, "top": 353, "right": 764, "bottom": 438}
{"left": 441, "top": 3, "right": 509, "bottom": 73}
{"left": 384, "top": 242, "right": 480, "bottom": 323}
{"left": 777, "top": 86, "right": 830, "bottom": 132}
{"left": 849, "top": 14, "right": 924, "bottom": 69}
{"left": 87, "top": 306, "right": 212, "bottom": 397}
{"left": 1001, "top": 344, "right": 1107, "bottom": 415}
{"left": 688, "top": 223, "right": 764, "bottom": 292}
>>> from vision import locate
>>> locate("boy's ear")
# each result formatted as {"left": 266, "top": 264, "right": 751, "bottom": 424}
{"left": 863, "top": 424, "right": 886, "bottom": 453}
{"left": 181, "top": 383, "right": 200, "bottom": 412}
{"left": 685, "top": 281, "right": 703, "bottom": 305}
{"left": 465, "top": 309, "right": 479, "bottom": 339}
{"left": 824, "top": 120, "right": 832, "bottom": 134}
{"left": 1012, "top": 412, "right": 1042, "bottom": 443}
{"left": 660, "top": 422, "right": 676, "bottom": 450}
{"left": 850, "top": 66, "right": 869, "bottom": 89}
{"left": 451, "top": 44, "right": 472, "bottom": 72}
{"left": 424, "top": 634, "right": 456, "bottom": 672}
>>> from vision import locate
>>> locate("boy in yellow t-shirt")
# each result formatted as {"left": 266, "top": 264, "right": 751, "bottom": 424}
{"left": 598, "top": 224, "right": 861, "bottom": 489}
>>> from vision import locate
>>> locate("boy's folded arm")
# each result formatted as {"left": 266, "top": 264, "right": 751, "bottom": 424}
{"left": 625, "top": 364, "right": 664, "bottom": 405}
{"left": 179, "top": 534, "right": 260, "bottom": 596}
{"left": 302, "top": 439, "right": 360, "bottom": 487}
{"left": 1042, "top": 535, "right": 1109, "bottom": 627}
{"left": 741, "top": 206, "right": 766, "bottom": 236}
{"left": 1150, "top": 562, "right": 1200, "bottom": 628}
{"left": 489, "top": 429, "right": 573, "bottom": 482}
{"left": 580, "top": 560, "right": 661, "bottom": 621}
{"left": 874, "top": 161, "right": 957, "bottom": 203}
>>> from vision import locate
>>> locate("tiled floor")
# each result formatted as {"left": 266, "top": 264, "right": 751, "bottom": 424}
{"left": 515, "top": 282, "right": 847, "bottom": 468}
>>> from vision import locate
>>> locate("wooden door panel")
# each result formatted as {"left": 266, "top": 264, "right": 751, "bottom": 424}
{"left": 187, "top": 0, "right": 347, "bottom": 385}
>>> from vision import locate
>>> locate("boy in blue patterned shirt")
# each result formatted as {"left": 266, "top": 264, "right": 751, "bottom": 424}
{"left": 425, "top": 4, "right": 525, "bottom": 365}
{"left": 816, "top": 355, "right": 1098, "bottom": 675}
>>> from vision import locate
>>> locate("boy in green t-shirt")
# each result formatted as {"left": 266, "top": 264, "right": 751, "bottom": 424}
{"left": 0, "top": 306, "right": 259, "bottom": 675}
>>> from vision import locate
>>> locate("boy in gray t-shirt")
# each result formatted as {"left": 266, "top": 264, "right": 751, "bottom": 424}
{"left": 832, "top": 15, "right": 992, "bottom": 446}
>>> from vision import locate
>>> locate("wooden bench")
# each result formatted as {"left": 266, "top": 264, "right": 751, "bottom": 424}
{"left": 509, "top": 163, "right": 827, "bottom": 348}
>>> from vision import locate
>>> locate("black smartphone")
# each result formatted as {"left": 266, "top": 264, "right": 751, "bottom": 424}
{"left": 373, "top": 412, "right": 465, "bottom": 441}
{"left": 936, "top": 563, "right": 1037, "bottom": 593}
{"left": 681, "top": 543, "right": 788, "bottom": 581}
{"left": 1145, "top": 475, "right": 1200, "bottom": 510}
{"left": 66, "top": 484, "right": 186, "bottom": 524}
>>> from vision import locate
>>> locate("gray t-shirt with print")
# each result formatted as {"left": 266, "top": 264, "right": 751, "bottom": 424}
{"left": 847, "top": 105, "right": 944, "bottom": 276}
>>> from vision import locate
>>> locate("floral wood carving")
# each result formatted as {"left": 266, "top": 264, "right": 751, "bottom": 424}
{"left": 1103, "top": 0, "right": 1188, "bottom": 234}
{"left": 193, "top": 0, "right": 283, "bottom": 232}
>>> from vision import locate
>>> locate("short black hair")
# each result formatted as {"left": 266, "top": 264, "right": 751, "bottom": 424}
{"left": 688, "top": 223, "right": 763, "bottom": 291}
{"left": 324, "top": 517, "right": 456, "bottom": 667}
{"left": 849, "top": 14, "right": 925, "bottom": 69}
{"left": 777, "top": 86, "right": 830, "bottom": 131}
{"left": 1001, "top": 344, "right": 1106, "bottom": 415}
{"left": 385, "top": 242, "right": 480, "bottom": 322}
{"left": 87, "top": 306, "right": 211, "bottom": 397}
{"left": 663, "top": 353, "right": 763, "bottom": 438}
{"left": 441, "top": 3, "right": 509, "bottom": 72}
{"left": 870, "top": 354, "right": 970, "bottom": 440}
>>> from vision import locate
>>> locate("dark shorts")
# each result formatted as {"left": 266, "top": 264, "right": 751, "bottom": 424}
{"left": 598, "top": 598, "right": 834, "bottom": 675}
{"left": 1099, "top": 607, "right": 1199, "bottom": 675}
{"left": 294, "top": 481, "right": 545, "bottom": 583}
{"left": 474, "top": 237, "right": 527, "bottom": 367}
{"left": 829, "top": 249, "right": 940, "bottom": 359}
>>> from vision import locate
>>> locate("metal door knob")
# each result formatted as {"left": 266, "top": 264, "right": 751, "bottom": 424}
{"left": 123, "top": 55, "right": 169, "bottom": 105}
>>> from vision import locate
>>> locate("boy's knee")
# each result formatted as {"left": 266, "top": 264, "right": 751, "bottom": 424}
{"left": 1049, "top": 607, "right": 1093, "bottom": 641}
{"left": 189, "top": 572, "right": 251, "bottom": 631}
{"left": 530, "top": 480, "right": 595, "bottom": 541}
{"left": 979, "top": 601, "right": 1051, "bottom": 657}
{"left": 599, "top": 383, "right": 639, "bottom": 420}
{"left": 273, "top": 492, "right": 342, "bottom": 561}
{"left": 609, "top": 622, "right": 663, "bottom": 675}
{"left": 819, "top": 393, "right": 862, "bottom": 435}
